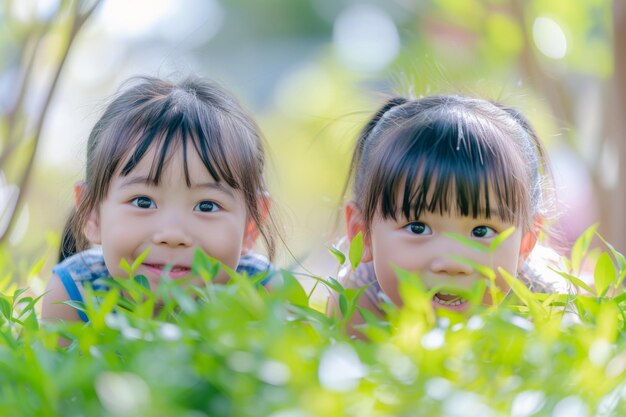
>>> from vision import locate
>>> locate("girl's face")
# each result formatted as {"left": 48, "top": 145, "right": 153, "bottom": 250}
{"left": 350, "top": 200, "right": 536, "bottom": 312}
{"left": 84, "top": 145, "right": 256, "bottom": 289}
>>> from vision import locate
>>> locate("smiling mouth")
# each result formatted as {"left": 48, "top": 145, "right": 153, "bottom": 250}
{"left": 432, "top": 291, "right": 468, "bottom": 307}
{"left": 142, "top": 263, "right": 191, "bottom": 278}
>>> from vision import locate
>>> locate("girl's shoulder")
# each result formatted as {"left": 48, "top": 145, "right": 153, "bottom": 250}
{"left": 339, "top": 261, "right": 382, "bottom": 306}
{"left": 53, "top": 247, "right": 109, "bottom": 288}
{"left": 236, "top": 251, "right": 274, "bottom": 285}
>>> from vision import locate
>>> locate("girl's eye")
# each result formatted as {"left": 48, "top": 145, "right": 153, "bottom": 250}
{"left": 131, "top": 196, "right": 156, "bottom": 209}
{"left": 406, "top": 222, "right": 432, "bottom": 235}
{"left": 194, "top": 200, "right": 220, "bottom": 213}
{"left": 472, "top": 225, "right": 497, "bottom": 238}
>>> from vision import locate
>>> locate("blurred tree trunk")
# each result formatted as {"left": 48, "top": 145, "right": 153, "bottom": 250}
{"left": 510, "top": 0, "right": 624, "bottom": 253}
{"left": 0, "top": 0, "right": 101, "bottom": 244}
{"left": 607, "top": 0, "right": 626, "bottom": 253}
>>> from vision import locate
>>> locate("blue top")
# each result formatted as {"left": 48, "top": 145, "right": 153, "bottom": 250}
{"left": 53, "top": 248, "right": 273, "bottom": 322}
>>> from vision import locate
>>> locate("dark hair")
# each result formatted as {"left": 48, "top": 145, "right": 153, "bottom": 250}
{"left": 59, "top": 76, "right": 277, "bottom": 261}
{"left": 346, "top": 94, "right": 552, "bottom": 232}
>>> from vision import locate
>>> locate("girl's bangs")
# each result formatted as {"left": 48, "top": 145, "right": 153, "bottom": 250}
{"left": 375, "top": 124, "right": 527, "bottom": 225}
{"left": 117, "top": 106, "right": 245, "bottom": 190}
{"left": 394, "top": 159, "right": 518, "bottom": 223}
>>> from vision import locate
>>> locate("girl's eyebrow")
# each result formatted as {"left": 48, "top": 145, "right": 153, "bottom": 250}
{"left": 193, "top": 181, "right": 235, "bottom": 196}
{"left": 119, "top": 176, "right": 234, "bottom": 196}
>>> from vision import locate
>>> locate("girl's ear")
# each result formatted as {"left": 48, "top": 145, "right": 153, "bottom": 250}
{"left": 73, "top": 180, "right": 85, "bottom": 208}
{"left": 345, "top": 201, "right": 372, "bottom": 263}
{"left": 83, "top": 209, "right": 101, "bottom": 245}
{"left": 518, "top": 217, "right": 541, "bottom": 266}
{"left": 241, "top": 193, "right": 271, "bottom": 254}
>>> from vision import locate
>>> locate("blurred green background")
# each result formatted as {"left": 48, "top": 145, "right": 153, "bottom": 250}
{"left": 0, "top": 0, "right": 620, "bottom": 292}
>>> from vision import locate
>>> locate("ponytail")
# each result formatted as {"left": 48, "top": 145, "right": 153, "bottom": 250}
{"left": 343, "top": 97, "right": 408, "bottom": 203}
{"left": 58, "top": 209, "right": 78, "bottom": 262}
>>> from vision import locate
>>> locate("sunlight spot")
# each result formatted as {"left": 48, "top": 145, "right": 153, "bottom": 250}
{"left": 605, "top": 352, "right": 626, "bottom": 378}
{"left": 421, "top": 328, "right": 445, "bottom": 350}
{"left": 508, "top": 315, "right": 533, "bottom": 331}
{"left": 374, "top": 384, "right": 401, "bottom": 405}
{"left": 95, "top": 0, "right": 223, "bottom": 45}
{"left": 467, "top": 315, "right": 485, "bottom": 330}
{"left": 318, "top": 344, "right": 367, "bottom": 392}
{"left": 158, "top": 323, "right": 182, "bottom": 341}
{"left": 425, "top": 377, "right": 453, "bottom": 400}
{"left": 597, "top": 383, "right": 626, "bottom": 416}
{"left": 333, "top": 4, "right": 399, "bottom": 72}
{"left": 9, "top": 0, "right": 59, "bottom": 22}
{"left": 532, "top": 17, "right": 567, "bottom": 59}
{"left": 511, "top": 390, "right": 545, "bottom": 417}
{"left": 443, "top": 392, "right": 494, "bottom": 417}
{"left": 451, "top": 323, "right": 464, "bottom": 332}
{"left": 89, "top": 346, "right": 102, "bottom": 359}
{"left": 387, "top": 353, "right": 417, "bottom": 384}
{"left": 95, "top": 372, "right": 151, "bottom": 415}
{"left": 227, "top": 351, "right": 256, "bottom": 373}
{"left": 552, "top": 396, "right": 588, "bottom": 417}
{"left": 258, "top": 360, "right": 291, "bottom": 385}
{"left": 589, "top": 339, "right": 613, "bottom": 367}
{"left": 97, "top": 0, "right": 175, "bottom": 38}
{"left": 122, "top": 326, "right": 143, "bottom": 340}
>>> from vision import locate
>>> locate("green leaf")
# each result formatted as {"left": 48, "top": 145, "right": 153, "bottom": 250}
{"left": 349, "top": 232, "right": 364, "bottom": 270}
{"left": 191, "top": 248, "right": 220, "bottom": 282}
{"left": 594, "top": 252, "right": 616, "bottom": 298}
{"left": 489, "top": 226, "right": 516, "bottom": 251}
{"left": 328, "top": 246, "right": 346, "bottom": 266}
{"left": 612, "top": 291, "right": 626, "bottom": 304}
{"left": 356, "top": 305, "right": 383, "bottom": 327}
{"left": 339, "top": 286, "right": 368, "bottom": 324}
{"left": 571, "top": 223, "right": 598, "bottom": 274}
{"left": 323, "top": 277, "right": 345, "bottom": 294}
{"left": 338, "top": 293, "right": 348, "bottom": 317}
{"left": 133, "top": 274, "right": 151, "bottom": 290}
{"left": 468, "top": 279, "right": 487, "bottom": 307}
{"left": 119, "top": 258, "right": 133, "bottom": 277}
{"left": 12, "top": 288, "right": 28, "bottom": 303}
{"left": 131, "top": 247, "right": 151, "bottom": 272}
{"left": 444, "top": 232, "right": 490, "bottom": 253}
{"left": 447, "top": 255, "right": 496, "bottom": 280}
{"left": 170, "top": 285, "right": 197, "bottom": 314}
{"left": 16, "top": 293, "right": 45, "bottom": 320}
{"left": 62, "top": 300, "right": 87, "bottom": 313}
{"left": 0, "top": 297, "right": 12, "bottom": 320}
{"left": 498, "top": 267, "right": 546, "bottom": 320}
{"left": 276, "top": 271, "right": 309, "bottom": 307}
{"left": 355, "top": 306, "right": 390, "bottom": 340}
{"left": 27, "top": 257, "right": 46, "bottom": 279}
{"left": 549, "top": 267, "right": 595, "bottom": 295}
{"left": 595, "top": 232, "right": 626, "bottom": 287}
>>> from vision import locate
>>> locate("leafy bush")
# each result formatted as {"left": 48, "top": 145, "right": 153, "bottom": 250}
{"left": 1, "top": 226, "right": 626, "bottom": 416}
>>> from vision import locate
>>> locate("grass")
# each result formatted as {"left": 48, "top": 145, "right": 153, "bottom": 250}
{"left": 1, "top": 226, "right": 626, "bottom": 416}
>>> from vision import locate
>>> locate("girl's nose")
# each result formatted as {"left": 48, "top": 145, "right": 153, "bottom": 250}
{"left": 152, "top": 214, "right": 193, "bottom": 248}
{"left": 429, "top": 250, "right": 474, "bottom": 276}
{"left": 429, "top": 256, "right": 473, "bottom": 275}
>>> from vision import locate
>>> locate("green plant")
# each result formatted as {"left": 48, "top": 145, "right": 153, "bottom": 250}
{"left": 1, "top": 228, "right": 626, "bottom": 416}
